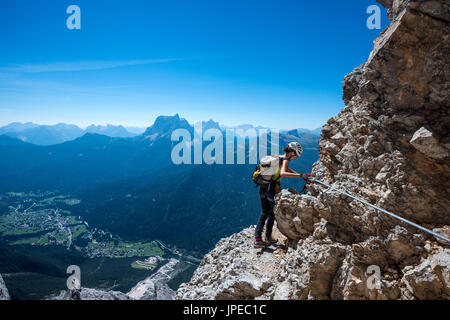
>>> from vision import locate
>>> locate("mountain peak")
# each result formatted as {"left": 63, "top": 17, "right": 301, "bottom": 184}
{"left": 143, "top": 114, "right": 191, "bottom": 136}
{"left": 201, "top": 119, "right": 221, "bottom": 131}
{"left": 84, "top": 124, "right": 134, "bottom": 138}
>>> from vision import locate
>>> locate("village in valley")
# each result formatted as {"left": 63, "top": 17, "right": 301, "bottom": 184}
{"left": 0, "top": 191, "right": 164, "bottom": 261}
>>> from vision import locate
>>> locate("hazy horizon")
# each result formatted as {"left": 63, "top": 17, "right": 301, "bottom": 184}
{"left": 0, "top": 117, "right": 323, "bottom": 132}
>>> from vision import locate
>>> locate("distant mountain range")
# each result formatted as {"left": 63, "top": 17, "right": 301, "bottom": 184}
{"left": 0, "top": 121, "right": 321, "bottom": 146}
{"left": 85, "top": 124, "right": 140, "bottom": 138}
{"left": 0, "top": 122, "right": 142, "bottom": 146}
{"left": 221, "top": 123, "right": 322, "bottom": 136}
{"left": 0, "top": 114, "right": 321, "bottom": 252}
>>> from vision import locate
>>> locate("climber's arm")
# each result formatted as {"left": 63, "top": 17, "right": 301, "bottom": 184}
{"left": 281, "top": 160, "right": 315, "bottom": 179}
{"left": 280, "top": 159, "right": 302, "bottom": 178}
{"left": 287, "top": 167, "right": 296, "bottom": 173}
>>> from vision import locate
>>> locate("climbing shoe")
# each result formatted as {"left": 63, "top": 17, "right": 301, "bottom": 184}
{"left": 265, "top": 236, "right": 277, "bottom": 244}
{"left": 254, "top": 238, "right": 267, "bottom": 248}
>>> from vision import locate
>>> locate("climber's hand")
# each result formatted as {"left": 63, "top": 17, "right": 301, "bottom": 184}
{"left": 300, "top": 173, "right": 314, "bottom": 180}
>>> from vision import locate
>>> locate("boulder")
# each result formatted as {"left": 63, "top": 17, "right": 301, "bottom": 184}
{"left": 410, "top": 127, "right": 449, "bottom": 160}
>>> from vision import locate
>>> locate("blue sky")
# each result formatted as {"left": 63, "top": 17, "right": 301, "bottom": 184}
{"left": 0, "top": 0, "right": 388, "bottom": 130}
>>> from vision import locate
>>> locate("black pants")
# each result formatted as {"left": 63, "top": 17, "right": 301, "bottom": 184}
{"left": 255, "top": 186, "right": 275, "bottom": 240}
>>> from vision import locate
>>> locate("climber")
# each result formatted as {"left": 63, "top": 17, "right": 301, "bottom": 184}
{"left": 254, "top": 142, "right": 314, "bottom": 248}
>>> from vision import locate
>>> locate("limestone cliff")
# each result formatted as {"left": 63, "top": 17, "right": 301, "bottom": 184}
{"left": 176, "top": 0, "right": 450, "bottom": 300}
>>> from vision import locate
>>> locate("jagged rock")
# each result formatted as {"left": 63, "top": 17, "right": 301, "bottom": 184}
{"left": 410, "top": 127, "right": 449, "bottom": 160}
{"left": 432, "top": 226, "right": 450, "bottom": 246}
{"left": 176, "top": 0, "right": 450, "bottom": 300}
{"left": 128, "top": 278, "right": 175, "bottom": 300}
{"left": 175, "top": 226, "right": 286, "bottom": 300}
{"left": 401, "top": 248, "right": 450, "bottom": 299}
{"left": 127, "top": 259, "right": 180, "bottom": 300}
{"left": 274, "top": 190, "right": 324, "bottom": 240}
{"left": 281, "top": 237, "right": 348, "bottom": 299}
{"left": 51, "top": 288, "right": 131, "bottom": 300}
{"left": 0, "top": 274, "right": 10, "bottom": 300}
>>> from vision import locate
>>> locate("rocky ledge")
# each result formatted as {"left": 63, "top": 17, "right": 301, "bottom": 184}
{"left": 176, "top": 226, "right": 288, "bottom": 299}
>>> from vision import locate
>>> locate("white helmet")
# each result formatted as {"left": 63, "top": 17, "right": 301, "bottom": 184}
{"left": 288, "top": 142, "right": 303, "bottom": 157}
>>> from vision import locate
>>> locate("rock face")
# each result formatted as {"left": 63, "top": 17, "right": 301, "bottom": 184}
{"left": 50, "top": 288, "right": 131, "bottom": 300}
{"left": 127, "top": 278, "right": 175, "bottom": 300}
{"left": 127, "top": 258, "right": 178, "bottom": 300}
{"left": 176, "top": 226, "right": 288, "bottom": 299}
{"left": 176, "top": 0, "right": 450, "bottom": 300}
{"left": 0, "top": 274, "right": 10, "bottom": 300}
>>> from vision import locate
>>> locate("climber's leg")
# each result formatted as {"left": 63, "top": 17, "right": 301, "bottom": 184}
{"left": 264, "top": 199, "right": 275, "bottom": 239}
{"left": 255, "top": 189, "right": 270, "bottom": 240}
